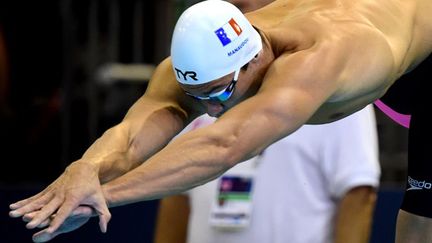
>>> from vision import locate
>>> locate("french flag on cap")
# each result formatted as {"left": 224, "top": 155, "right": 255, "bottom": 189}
{"left": 215, "top": 18, "right": 243, "bottom": 46}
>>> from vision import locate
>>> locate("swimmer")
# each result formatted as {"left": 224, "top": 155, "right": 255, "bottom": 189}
{"left": 9, "top": 0, "right": 432, "bottom": 242}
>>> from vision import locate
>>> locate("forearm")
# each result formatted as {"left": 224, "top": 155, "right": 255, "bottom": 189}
{"left": 102, "top": 132, "right": 234, "bottom": 207}
{"left": 77, "top": 122, "right": 139, "bottom": 183}
{"left": 334, "top": 186, "right": 377, "bottom": 243}
{"left": 77, "top": 101, "right": 187, "bottom": 184}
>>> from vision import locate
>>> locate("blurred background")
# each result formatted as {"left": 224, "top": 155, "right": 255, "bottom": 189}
{"left": 0, "top": 0, "right": 414, "bottom": 242}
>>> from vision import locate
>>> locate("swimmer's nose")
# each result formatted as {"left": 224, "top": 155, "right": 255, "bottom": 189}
{"left": 204, "top": 101, "right": 224, "bottom": 117}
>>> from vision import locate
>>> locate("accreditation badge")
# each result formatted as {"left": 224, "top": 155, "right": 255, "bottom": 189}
{"left": 209, "top": 172, "right": 255, "bottom": 230}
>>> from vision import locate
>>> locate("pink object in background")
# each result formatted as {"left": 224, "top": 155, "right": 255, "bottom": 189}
{"left": 374, "top": 99, "right": 411, "bottom": 128}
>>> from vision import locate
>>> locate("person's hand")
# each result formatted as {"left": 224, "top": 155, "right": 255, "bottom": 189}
{"left": 9, "top": 161, "right": 111, "bottom": 236}
{"left": 23, "top": 206, "right": 94, "bottom": 243}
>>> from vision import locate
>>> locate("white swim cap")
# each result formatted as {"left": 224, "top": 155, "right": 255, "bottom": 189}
{"left": 171, "top": 0, "right": 262, "bottom": 85}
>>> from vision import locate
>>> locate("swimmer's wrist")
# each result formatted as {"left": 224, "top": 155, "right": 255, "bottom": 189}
{"left": 74, "top": 157, "right": 118, "bottom": 183}
{"left": 69, "top": 160, "right": 103, "bottom": 179}
{"left": 100, "top": 179, "right": 142, "bottom": 208}
{"left": 101, "top": 184, "right": 116, "bottom": 208}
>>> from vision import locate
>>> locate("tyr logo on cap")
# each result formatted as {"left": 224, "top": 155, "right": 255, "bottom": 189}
{"left": 215, "top": 18, "right": 243, "bottom": 46}
{"left": 175, "top": 68, "right": 198, "bottom": 82}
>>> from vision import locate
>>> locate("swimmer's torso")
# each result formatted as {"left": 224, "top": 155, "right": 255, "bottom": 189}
{"left": 248, "top": 0, "right": 432, "bottom": 123}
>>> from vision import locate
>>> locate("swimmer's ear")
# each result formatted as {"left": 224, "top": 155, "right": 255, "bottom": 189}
{"left": 241, "top": 52, "right": 262, "bottom": 73}
{"left": 251, "top": 53, "right": 261, "bottom": 63}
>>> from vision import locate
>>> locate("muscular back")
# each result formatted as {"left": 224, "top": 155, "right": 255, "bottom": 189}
{"left": 248, "top": 0, "right": 432, "bottom": 123}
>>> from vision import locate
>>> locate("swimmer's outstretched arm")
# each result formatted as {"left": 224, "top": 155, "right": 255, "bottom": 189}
{"left": 13, "top": 47, "right": 332, "bottom": 242}
{"left": 8, "top": 58, "right": 196, "bottom": 238}
{"left": 83, "top": 58, "right": 195, "bottom": 184}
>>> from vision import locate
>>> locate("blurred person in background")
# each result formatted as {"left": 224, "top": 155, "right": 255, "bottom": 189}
{"left": 154, "top": 104, "right": 381, "bottom": 243}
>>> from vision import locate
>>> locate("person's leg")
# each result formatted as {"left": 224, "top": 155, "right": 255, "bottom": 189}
{"left": 396, "top": 210, "right": 432, "bottom": 243}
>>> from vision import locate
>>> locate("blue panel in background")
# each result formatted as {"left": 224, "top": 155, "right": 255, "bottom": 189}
{"left": 370, "top": 187, "right": 404, "bottom": 243}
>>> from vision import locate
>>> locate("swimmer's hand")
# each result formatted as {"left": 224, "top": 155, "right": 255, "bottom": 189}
{"left": 23, "top": 206, "right": 94, "bottom": 242}
{"left": 9, "top": 161, "right": 111, "bottom": 239}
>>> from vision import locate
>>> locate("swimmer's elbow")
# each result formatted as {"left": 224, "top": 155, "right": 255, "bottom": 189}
{"left": 207, "top": 125, "right": 260, "bottom": 168}
{"left": 187, "top": 129, "right": 243, "bottom": 169}
{"left": 212, "top": 135, "right": 241, "bottom": 168}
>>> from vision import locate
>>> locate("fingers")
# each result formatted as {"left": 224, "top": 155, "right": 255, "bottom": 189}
{"left": 26, "top": 197, "right": 62, "bottom": 229}
{"left": 37, "top": 219, "right": 51, "bottom": 229}
{"left": 10, "top": 191, "right": 46, "bottom": 210}
{"left": 23, "top": 212, "right": 52, "bottom": 228}
{"left": 10, "top": 198, "right": 33, "bottom": 210}
{"left": 32, "top": 207, "right": 93, "bottom": 243}
{"left": 71, "top": 206, "right": 94, "bottom": 217}
{"left": 45, "top": 199, "right": 79, "bottom": 234}
{"left": 23, "top": 212, "right": 37, "bottom": 222}
{"left": 10, "top": 182, "right": 56, "bottom": 210}
{"left": 98, "top": 210, "right": 111, "bottom": 233}
{"left": 92, "top": 194, "right": 111, "bottom": 233}
{"left": 9, "top": 193, "right": 53, "bottom": 218}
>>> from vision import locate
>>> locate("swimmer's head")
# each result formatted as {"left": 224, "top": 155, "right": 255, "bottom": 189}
{"left": 171, "top": 0, "right": 262, "bottom": 86}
